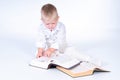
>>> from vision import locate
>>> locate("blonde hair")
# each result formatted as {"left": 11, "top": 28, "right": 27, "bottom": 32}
{"left": 41, "top": 4, "right": 58, "bottom": 20}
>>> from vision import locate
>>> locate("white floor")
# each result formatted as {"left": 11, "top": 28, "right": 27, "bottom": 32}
{"left": 0, "top": 35, "right": 120, "bottom": 80}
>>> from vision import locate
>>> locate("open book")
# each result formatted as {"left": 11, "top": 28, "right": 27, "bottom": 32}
{"left": 29, "top": 54, "right": 81, "bottom": 69}
{"left": 56, "top": 61, "right": 109, "bottom": 77}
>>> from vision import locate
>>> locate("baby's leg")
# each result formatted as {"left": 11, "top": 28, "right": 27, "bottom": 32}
{"left": 64, "top": 47, "right": 102, "bottom": 66}
{"left": 64, "top": 47, "right": 90, "bottom": 61}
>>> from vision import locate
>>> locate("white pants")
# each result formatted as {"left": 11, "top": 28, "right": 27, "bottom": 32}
{"left": 35, "top": 46, "right": 102, "bottom": 66}
{"left": 65, "top": 47, "right": 102, "bottom": 66}
{"left": 63, "top": 47, "right": 90, "bottom": 61}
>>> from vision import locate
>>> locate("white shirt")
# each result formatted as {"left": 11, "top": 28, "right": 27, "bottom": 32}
{"left": 36, "top": 22, "right": 66, "bottom": 52}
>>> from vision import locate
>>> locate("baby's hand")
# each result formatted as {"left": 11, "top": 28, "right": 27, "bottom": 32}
{"left": 44, "top": 48, "right": 55, "bottom": 57}
{"left": 36, "top": 52, "right": 42, "bottom": 58}
{"left": 36, "top": 48, "right": 43, "bottom": 58}
{"left": 44, "top": 49, "right": 52, "bottom": 57}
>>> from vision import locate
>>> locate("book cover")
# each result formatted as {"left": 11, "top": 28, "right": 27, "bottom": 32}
{"left": 56, "top": 61, "right": 109, "bottom": 77}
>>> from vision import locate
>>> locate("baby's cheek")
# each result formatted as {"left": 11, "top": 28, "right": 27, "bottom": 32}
{"left": 52, "top": 25, "right": 56, "bottom": 29}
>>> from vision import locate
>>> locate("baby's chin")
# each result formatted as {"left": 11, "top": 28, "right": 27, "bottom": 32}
{"left": 49, "top": 28, "right": 56, "bottom": 31}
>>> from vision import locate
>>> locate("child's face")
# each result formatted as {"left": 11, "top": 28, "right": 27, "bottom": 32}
{"left": 42, "top": 17, "right": 59, "bottom": 31}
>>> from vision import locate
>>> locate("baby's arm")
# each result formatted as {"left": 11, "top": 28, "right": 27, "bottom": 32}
{"left": 36, "top": 48, "right": 44, "bottom": 58}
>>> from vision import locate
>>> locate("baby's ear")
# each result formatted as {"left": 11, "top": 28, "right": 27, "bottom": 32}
{"left": 41, "top": 18, "right": 42, "bottom": 20}
{"left": 56, "top": 16, "right": 59, "bottom": 21}
{"left": 58, "top": 16, "right": 60, "bottom": 19}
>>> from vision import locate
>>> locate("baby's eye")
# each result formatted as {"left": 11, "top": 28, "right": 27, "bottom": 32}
{"left": 46, "top": 24, "right": 49, "bottom": 25}
{"left": 52, "top": 23, "right": 54, "bottom": 24}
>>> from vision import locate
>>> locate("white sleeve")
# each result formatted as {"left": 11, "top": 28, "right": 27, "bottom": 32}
{"left": 57, "top": 24, "right": 66, "bottom": 43}
{"left": 36, "top": 25, "right": 46, "bottom": 49}
{"left": 50, "top": 42, "right": 59, "bottom": 49}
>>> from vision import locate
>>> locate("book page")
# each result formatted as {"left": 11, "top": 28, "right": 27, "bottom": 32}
{"left": 50, "top": 54, "right": 80, "bottom": 69}
{"left": 70, "top": 62, "right": 97, "bottom": 73}
{"left": 30, "top": 54, "right": 80, "bottom": 69}
{"left": 29, "top": 57, "right": 51, "bottom": 69}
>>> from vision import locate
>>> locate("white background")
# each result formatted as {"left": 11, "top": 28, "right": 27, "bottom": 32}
{"left": 0, "top": 0, "right": 120, "bottom": 80}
